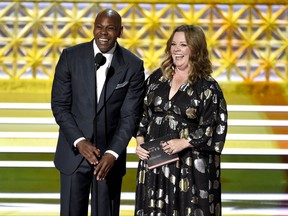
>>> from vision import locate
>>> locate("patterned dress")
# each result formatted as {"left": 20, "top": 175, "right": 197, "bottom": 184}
{"left": 135, "top": 68, "right": 228, "bottom": 216}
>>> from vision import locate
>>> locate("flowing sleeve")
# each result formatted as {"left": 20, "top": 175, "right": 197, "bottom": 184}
{"left": 136, "top": 69, "right": 162, "bottom": 138}
{"left": 136, "top": 75, "right": 152, "bottom": 137}
{"left": 187, "top": 78, "right": 228, "bottom": 154}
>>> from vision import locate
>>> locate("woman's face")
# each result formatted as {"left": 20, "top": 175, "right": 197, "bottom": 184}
{"left": 170, "top": 31, "right": 191, "bottom": 71}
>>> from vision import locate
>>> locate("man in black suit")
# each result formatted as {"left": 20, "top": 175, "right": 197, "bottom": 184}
{"left": 51, "top": 8, "right": 145, "bottom": 216}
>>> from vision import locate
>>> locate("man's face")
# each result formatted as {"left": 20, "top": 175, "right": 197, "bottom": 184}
{"left": 93, "top": 14, "right": 122, "bottom": 53}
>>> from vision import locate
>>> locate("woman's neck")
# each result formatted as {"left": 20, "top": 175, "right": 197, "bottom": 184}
{"left": 173, "top": 67, "right": 189, "bottom": 83}
{"left": 169, "top": 68, "right": 189, "bottom": 100}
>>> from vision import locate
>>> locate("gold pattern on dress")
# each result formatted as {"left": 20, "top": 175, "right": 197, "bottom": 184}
{"left": 135, "top": 209, "right": 144, "bottom": 216}
{"left": 215, "top": 203, "right": 221, "bottom": 216}
{"left": 216, "top": 124, "right": 226, "bottom": 135}
{"left": 199, "top": 116, "right": 203, "bottom": 125}
{"left": 215, "top": 155, "right": 220, "bottom": 168}
{"left": 213, "top": 180, "right": 220, "bottom": 189}
{"left": 191, "top": 184, "right": 195, "bottom": 194}
{"left": 165, "top": 194, "right": 169, "bottom": 204}
{"left": 165, "top": 114, "right": 174, "bottom": 121}
{"left": 138, "top": 170, "right": 146, "bottom": 184}
{"left": 210, "top": 203, "right": 215, "bottom": 214}
{"left": 149, "top": 83, "right": 159, "bottom": 92}
{"left": 164, "top": 101, "right": 170, "bottom": 111}
{"left": 155, "top": 116, "right": 163, "bottom": 125}
{"left": 199, "top": 190, "right": 208, "bottom": 199}
{"left": 155, "top": 107, "right": 163, "bottom": 112}
{"left": 216, "top": 169, "right": 220, "bottom": 178}
{"left": 156, "top": 200, "right": 164, "bottom": 209}
{"left": 147, "top": 125, "right": 151, "bottom": 134}
{"left": 170, "top": 174, "right": 176, "bottom": 185}
{"left": 148, "top": 188, "right": 154, "bottom": 198}
{"left": 194, "top": 208, "right": 205, "bottom": 216}
{"left": 194, "top": 158, "right": 206, "bottom": 173}
{"left": 220, "top": 99, "right": 227, "bottom": 111}
{"left": 212, "top": 94, "right": 218, "bottom": 103}
{"left": 176, "top": 160, "right": 180, "bottom": 168}
{"left": 220, "top": 112, "right": 226, "bottom": 122}
{"left": 185, "top": 207, "right": 192, "bottom": 215}
{"left": 173, "top": 105, "right": 181, "bottom": 115}
{"left": 205, "top": 126, "right": 213, "bottom": 137}
{"left": 181, "top": 168, "right": 188, "bottom": 176}
{"left": 173, "top": 210, "right": 179, "bottom": 216}
{"left": 186, "top": 107, "right": 197, "bottom": 119}
{"left": 180, "top": 83, "right": 189, "bottom": 91}
{"left": 192, "top": 99, "right": 200, "bottom": 107}
{"left": 147, "top": 92, "right": 154, "bottom": 105}
{"left": 153, "top": 167, "right": 160, "bottom": 174}
{"left": 206, "top": 76, "right": 213, "bottom": 82}
{"left": 168, "top": 100, "right": 172, "bottom": 109}
{"left": 209, "top": 155, "right": 212, "bottom": 163}
{"left": 191, "top": 196, "right": 198, "bottom": 204}
{"left": 144, "top": 96, "right": 148, "bottom": 104}
{"left": 162, "top": 165, "right": 170, "bottom": 178}
{"left": 209, "top": 179, "right": 212, "bottom": 190}
{"left": 209, "top": 194, "right": 215, "bottom": 203}
{"left": 148, "top": 199, "right": 155, "bottom": 208}
{"left": 192, "top": 128, "right": 204, "bottom": 139}
{"left": 154, "top": 96, "right": 162, "bottom": 106}
{"left": 179, "top": 177, "right": 189, "bottom": 192}
{"left": 185, "top": 157, "right": 193, "bottom": 166}
{"left": 207, "top": 138, "right": 212, "bottom": 147}
{"left": 187, "top": 88, "right": 194, "bottom": 96}
{"left": 204, "top": 89, "right": 212, "bottom": 99}
{"left": 215, "top": 141, "right": 224, "bottom": 153}
{"left": 179, "top": 128, "right": 189, "bottom": 140}
{"left": 157, "top": 189, "right": 164, "bottom": 198}
{"left": 159, "top": 76, "right": 166, "bottom": 82}
{"left": 168, "top": 118, "right": 178, "bottom": 130}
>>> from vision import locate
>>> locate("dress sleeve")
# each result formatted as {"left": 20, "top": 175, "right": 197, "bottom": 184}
{"left": 136, "top": 76, "right": 152, "bottom": 137}
{"left": 187, "top": 80, "right": 228, "bottom": 154}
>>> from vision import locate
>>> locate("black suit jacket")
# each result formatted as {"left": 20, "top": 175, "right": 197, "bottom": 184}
{"left": 51, "top": 40, "right": 145, "bottom": 177}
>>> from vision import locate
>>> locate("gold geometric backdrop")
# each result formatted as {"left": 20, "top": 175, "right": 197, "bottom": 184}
{"left": 0, "top": 0, "right": 287, "bottom": 83}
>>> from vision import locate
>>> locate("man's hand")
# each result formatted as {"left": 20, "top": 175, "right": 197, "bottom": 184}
{"left": 76, "top": 140, "right": 101, "bottom": 165}
{"left": 94, "top": 153, "right": 116, "bottom": 181}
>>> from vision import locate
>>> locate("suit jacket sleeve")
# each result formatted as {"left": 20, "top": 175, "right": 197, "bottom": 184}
{"left": 106, "top": 51, "right": 145, "bottom": 156}
{"left": 51, "top": 48, "right": 88, "bottom": 149}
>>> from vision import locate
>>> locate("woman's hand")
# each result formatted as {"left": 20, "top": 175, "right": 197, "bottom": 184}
{"left": 135, "top": 136, "right": 150, "bottom": 160}
{"left": 162, "top": 138, "right": 191, "bottom": 155}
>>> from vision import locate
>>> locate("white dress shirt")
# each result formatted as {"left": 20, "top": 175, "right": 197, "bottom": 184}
{"left": 93, "top": 41, "right": 116, "bottom": 102}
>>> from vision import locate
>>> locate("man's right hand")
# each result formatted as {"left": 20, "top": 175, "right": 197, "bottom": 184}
{"left": 76, "top": 140, "right": 101, "bottom": 165}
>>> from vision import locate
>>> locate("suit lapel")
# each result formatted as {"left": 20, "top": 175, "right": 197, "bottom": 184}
{"left": 83, "top": 40, "right": 96, "bottom": 107}
{"left": 97, "top": 46, "right": 127, "bottom": 113}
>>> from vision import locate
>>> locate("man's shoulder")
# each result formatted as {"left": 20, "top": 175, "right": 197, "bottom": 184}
{"left": 118, "top": 45, "right": 142, "bottom": 61}
{"left": 65, "top": 40, "right": 93, "bottom": 52}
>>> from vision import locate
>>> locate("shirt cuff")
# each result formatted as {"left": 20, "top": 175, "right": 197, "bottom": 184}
{"left": 74, "top": 137, "right": 86, "bottom": 147}
{"left": 105, "top": 150, "right": 119, "bottom": 160}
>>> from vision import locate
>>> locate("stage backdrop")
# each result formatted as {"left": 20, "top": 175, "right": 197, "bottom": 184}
{"left": 0, "top": 0, "right": 287, "bottom": 104}
{"left": 0, "top": 0, "right": 287, "bottom": 215}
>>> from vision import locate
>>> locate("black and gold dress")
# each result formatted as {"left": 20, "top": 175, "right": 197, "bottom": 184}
{"left": 135, "top": 68, "right": 228, "bottom": 216}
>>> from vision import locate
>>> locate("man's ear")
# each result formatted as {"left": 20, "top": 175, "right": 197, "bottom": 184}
{"left": 118, "top": 26, "right": 123, "bottom": 38}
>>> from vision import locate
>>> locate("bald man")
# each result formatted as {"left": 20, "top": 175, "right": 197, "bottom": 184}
{"left": 51, "top": 9, "right": 145, "bottom": 216}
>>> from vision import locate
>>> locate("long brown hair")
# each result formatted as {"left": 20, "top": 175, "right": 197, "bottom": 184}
{"left": 161, "top": 25, "right": 212, "bottom": 84}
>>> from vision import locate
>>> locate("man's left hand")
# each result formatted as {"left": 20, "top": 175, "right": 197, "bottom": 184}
{"left": 93, "top": 153, "right": 116, "bottom": 180}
